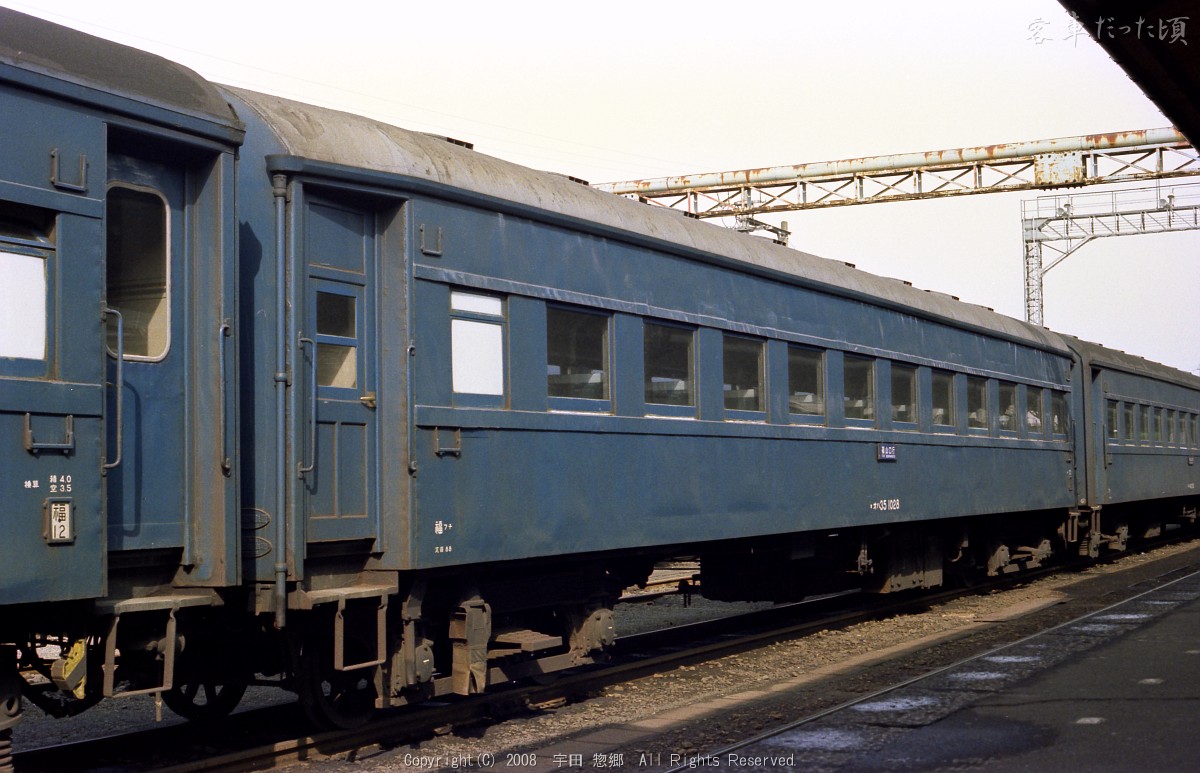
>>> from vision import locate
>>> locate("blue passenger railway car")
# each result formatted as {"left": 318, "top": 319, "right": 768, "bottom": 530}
{"left": 0, "top": 8, "right": 1197, "bottom": 751}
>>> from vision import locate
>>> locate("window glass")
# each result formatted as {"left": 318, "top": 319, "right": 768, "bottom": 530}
{"left": 547, "top": 306, "right": 608, "bottom": 400}
{"left": 106, "top": 185, "right": 169, "bottom": 358}
{"left": 0, "top": 251, "right": 46, "bottom": 360}
{"left": 932, "top": 370, "right": 955, "bottom": 429}
{"left": 723, "top": 335, "right": 764, "bottom": 412}
{"left": 1167, "top": 410, "right": 1177, "bottom": 444}
{"left": 317, "top": 344, "right": 357, "bottom": 388}
{"left": 644, "top": 322, "right": 694, "bottom": 406}
{"left": 1051, "top": 391, "right": 1069, "bottom": 435}
{"left": 967, "top": 377, "right": 988, "bottom": 429}
{"left": 450, "top": 291, "right": 503, "bottom": 317}
{"left": 1106, "top": 400, "right": 1119, "bottom": 440}
{"left": 1026, "top": 387, "right": 1043, "bottom": 435}
{"left": 843, "top": 355, "right": 874, "bottom": 421}
{"left": 315, "top": 291, "right": 357, "bottom": 389}
{"left": 1153, "top": 408, "right": 1163, "bottom": 443}
{"left": 788, "top": 346, "right": 824, "bottom": 416}
{"left": 998, "top": 382, "right": 1017, "bottom": 431}
{"left": 450, "top": 292, "right": 504, "bottom": 396}
{"left": 1139, "top": 405, "right": 1150, "bottom": 442}
{"left": 891, "top": 364, "right": 917, "bottom": 425}
{"left": 1123, "top": 403, "right": 1135, "bottom": 441}
{"left": 317, "top": 292, "right": 355, "bottom": 338}
{"left": 452, "top": 320, "right": 504, "bottom": 395}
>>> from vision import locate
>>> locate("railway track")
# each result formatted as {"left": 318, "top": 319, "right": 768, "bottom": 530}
{"left": 12, "top": 563, "right": 1077, "bottom": 772}
{"left": 15, "top": 534, "right": 1200, "bottom": 772}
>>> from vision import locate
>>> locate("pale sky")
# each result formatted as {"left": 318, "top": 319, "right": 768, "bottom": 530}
{"left": 7, "top": 0, "right": 1198, "bottom": 372}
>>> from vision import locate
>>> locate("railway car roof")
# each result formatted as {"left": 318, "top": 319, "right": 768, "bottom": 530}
{"left": 6, "top": 9, "right": 1190, "bottom": 381}
{"left": 0, "top": 8, "right": 241, "bottom": 139}
{"left": 226, "top": 85, "right": 1071, "bottom": 355}
{"left": 1066, "top": 337, "right": 1200, "bottom": 390}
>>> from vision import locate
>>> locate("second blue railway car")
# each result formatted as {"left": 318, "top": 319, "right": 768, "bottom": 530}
{"left": 0, "top": 7, "right": 1197, "bottom": 747}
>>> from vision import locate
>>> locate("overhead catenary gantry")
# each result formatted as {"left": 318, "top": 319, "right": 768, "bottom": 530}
{"left": 598, "top": 128, "right": 1199, "bottom": 225}
{"left": 1022, "top": 182, "right": 1200, "bottom": 325}
{"left": 597, "top": 128, "right": 1200, "bottom": 325}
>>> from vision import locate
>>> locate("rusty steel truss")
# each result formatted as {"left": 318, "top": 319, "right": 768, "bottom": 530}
{"left": 596, "top": 128, "right": 1200, "bottom": 240}
{"left": 599, "top": 128, "right": 1200, "bottom": 325}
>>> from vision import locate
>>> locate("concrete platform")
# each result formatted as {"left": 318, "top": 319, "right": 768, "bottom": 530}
{"left": 689, "top": 570, "right": 1200, "bottom": 772}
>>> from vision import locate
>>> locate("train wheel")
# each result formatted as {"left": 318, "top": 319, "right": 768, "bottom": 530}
{"left": 161, "top": 677, "right": 247, "bottom": 722}
{"left": 295, "top": 638, "right": 377, "bottom": 730}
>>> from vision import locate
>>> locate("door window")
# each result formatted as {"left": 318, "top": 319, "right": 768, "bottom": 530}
{"left": 315, "top": 290, "right": 358, "bottom": 389}
{"left": 106, "top": 185, "right": 169, "bottom": 359}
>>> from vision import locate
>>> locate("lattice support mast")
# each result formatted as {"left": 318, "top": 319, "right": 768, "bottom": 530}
{"left": 1022, "top": 184, "right": 1200, "bottom": 325}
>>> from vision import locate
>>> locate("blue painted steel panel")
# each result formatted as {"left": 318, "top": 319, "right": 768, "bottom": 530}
{"left": 0, "top": 85, "right": 105, "bottom": 203}
{"left": 1088, "top": 361, "right": 1200, "bottom": 505}
{"left": 400, "top": 193, "right": 1081, "bottom": 571}
{"left": 0, "top": 209, "right": 106, "bottom": 603}
{"left": 409, "top": 426, "right": 1074, "bottom": 566}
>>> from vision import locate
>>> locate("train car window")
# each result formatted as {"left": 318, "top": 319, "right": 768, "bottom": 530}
{"left": 1139, "top": 405, "right": 1150, "bottom": 442}
{"left": 966, "top": 377, "right": 988, "bottom": 430}
{"left": 106, "top": 184, "right": 169, "bottom": 359}
{"left": 1050, "top": 391, "right": 1069, "bottom": 435}
{"left": 1123, "top": 403, "right": 1135, "bottom": 442}
{"left": 1167, "top": 410, "right": 1178, "bottom": 444}
{"left": 547, "top": 306, "right": 609, "bottom": 400}
{"left": 451, "top": 291, "right": 502, "bottom": 317}
{"left": 0, "top": 250, "right": 46, "bottom": 361}
{"left": 997, "top": 382, "right": 1017, "bottom": 432}
{"left": 1106, "top": 400, "right": 1119, "bottom": 440}
{"left": 788, "top": 346, "right": 824, "bottom": 417}
{"left": 1026, "top": 387, "right": 1044, "bottom": 435}
{"left": 932, "top": 370, "right": 955, "bottom": 429}
{"left": 644, "top": 322, "right": 694, "bottom": 407}
{"left": 1193, "top": 415, "right": 1199, "bottom": 447}
{"left": 723, "top": 334, "right": 764, "bottom": 412}
{"left": 315, "top": 291, "right": 357, "bottom": 389}
{"left": 891, "top": 364, "right": 917, "bottom": 426}
{"left": 450, "top": 291, "right": 505, "bottom": 396}
{"left": 843, "top": 355, "right": 875, "bottom": 421}
{"left": 0, "top": 203, "right": 52, "bottom": 366}
{"left": 1153, "top": 408, "right": 1164, "bottom": 444}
